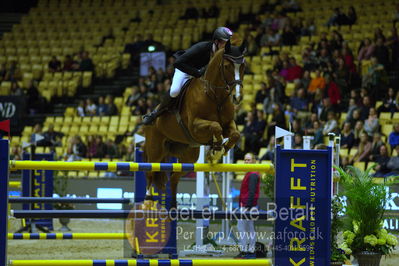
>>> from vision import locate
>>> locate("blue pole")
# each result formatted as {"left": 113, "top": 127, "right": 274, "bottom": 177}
{"left": 0, "top": 139, "right": 9, "bottom": 266}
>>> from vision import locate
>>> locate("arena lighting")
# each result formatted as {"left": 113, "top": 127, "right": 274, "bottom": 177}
{"left": 147, "top": 45, "right": 156, "bottom": 52}
{"left": 96, "top": 188, "right": 123, "bottom": 210}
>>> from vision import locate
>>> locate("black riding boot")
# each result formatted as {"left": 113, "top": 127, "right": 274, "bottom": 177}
{"left": 142, "top": 94, "right": 175, "bottom": 125}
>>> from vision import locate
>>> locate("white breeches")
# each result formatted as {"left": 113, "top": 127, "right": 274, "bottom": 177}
{"left": 169, "top": 69, "right": 192, "bottom": 98}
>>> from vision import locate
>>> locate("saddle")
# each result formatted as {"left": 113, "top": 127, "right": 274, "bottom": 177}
{"left": 166, "top": 78, "right": 200, "bottom": 146}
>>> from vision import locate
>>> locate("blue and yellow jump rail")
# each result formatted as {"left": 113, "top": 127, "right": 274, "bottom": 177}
{"left": 9, "top": 259, "right": 272, "bottom": 266}
{"left": 8, "top": 233, "right": 128, "bottom": 240}
{"left": 9, "top": 160, "right": 274, "bottom": 173}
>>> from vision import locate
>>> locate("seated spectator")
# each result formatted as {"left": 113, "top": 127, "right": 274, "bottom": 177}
{"left": 311, "top": 120, "right": 324, "bottom": 147}
{"left": 86, "top": 135, "right": 97, "bottom": 159}
{"left": 318, "top": 97, "right": 333, "bottom": 122}
{"left": 255, "top": 82, "right": 269, "bottom": 104}
{"left": 326, "top": 7, "right": 347, "bottom": 26}
{"left": 4, "top": 61, "right": 21, "bottom": 81}
{"left": 377, "top": 87, "right": 397, "bottom": 114}
{"left": 97, "top": 96, "right": 108, "bottom": 116}
{"left": 307, "top": 69, "right": 326, "bottom": 95}
{"left": 323, "top": 111, "right": 338, "bottom": 135}
{"left": 345, "top": 98, "right": 358, "bottom": 123}
{"left": 293, "top": 133, "right": 303, "bottom": 149}
{"left": 104, "top": 139, "right": 118, "bottom": 159}
{"left": 30, "top": 123, "right": 46, "bottom": 146}
{"left": 281, "top": 25, "right": 297, "bottom": 46}
{"left": 180, "top": 2, "right": 199, "bottom": 19}
{"left": 325, "top": 75, "right": 341, "bottom": 112}
{"left": 72, "top": 136, "right": 87, "bottom": 159}
{"left": 63, "top": 55, "right": 78, "bottom": 71}
{"left": 304, "top": 113, "right": 318, "bottom": 134}
{"left": 10, "top": 81, "right": 24, "bottom": 96}
{"left": 286, "top": 57, "right": 303, "bottom": 82}
{"left": 369, "top": 132, "right": 384, "bottom": 161}
{"left": 351, "top": 132, "right": 372, "bottom": 163}
{"left": 357, "top": 38, "right": 375, "bottom": 61}
{"left": 292, "top": 119, "right": 304, "bottom": 136}
{"left": 262, "top": 28, "right": 281, "bottom": 46}
{"left": 386, "top": 145, "right": 399, "bottom": 176}
{"left": 94, "top": 136, "right": 106, "bottom": 158}
{"left": 43, "top": 124, "right": 63, "bottom": 147}
{"left": 105, "top": 95, "right": 118, "bottom": 116}
{"left": 267, "top": 104, "right": 286, "bottom": 141}
{"left": 363, "top": 107, "right": 379, "bottom": 137}
{"left": 202, "top": 1, "right": 219, "bottom": 18}
{"left": 353, "top": 121, "right": 365, "bottom": 147}
{"left": 346, "top": 108, "right": 361, "bottom": 129}
{"left": 77, "top": 100, "right": 85, "bottom": 117}
{"left": 373, "top": 37, "right": 390, "bottom": 70}
{"left": 85, "top": 98, "right": 97, "bottom": 116}
{"left": 341, "top": 122, "right": 355, "bottom": 149}
{"left": 243, "top": 112, "right": 263, "bottom": 154}
{"left": 290, "top": 88, "right": 309, "bottom": 114}
{"left": 362, "top": 57, "right": 386, "bottom": 98}
{"left": 48, "top": 56, "right": 61, "bottom": 72}
{"left": 373, "top": 145, "right": 391, "bottom": 177}
{"left": 0, "top": 63, "right": 6, "bottom": 82}
{"left": 388, "top": 123, "right": 399, "bottom": 150}
{"left": 260, "top": 135, "right": 275, "bottom": 162}
{"left": 79, "top": 51, "right": 94, "bottom": 71}
{"left": 10, "top": 145, "right": 22, "bottom": 160}
{"left": 345, "top": 6, "right": 357, "bottom": 25}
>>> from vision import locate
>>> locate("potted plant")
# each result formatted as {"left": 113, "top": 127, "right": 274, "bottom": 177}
{"left": 336, "top": 165, "right": 398, "bottom": 266}
{"left": 54, "top": 171, "right": 75, "bottom": 231}
{"left": 330, "top": 196, "right": 349, "bottom": 266}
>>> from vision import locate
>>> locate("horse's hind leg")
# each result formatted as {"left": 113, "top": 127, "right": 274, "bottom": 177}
{"left": 143, "top": 126, "right": 167, "bottom": 198}
{"left": 170, "top": 146, "right": 200, "bottom": 208}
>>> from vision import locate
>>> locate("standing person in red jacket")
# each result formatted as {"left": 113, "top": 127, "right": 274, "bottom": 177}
{"left": 325, "top": 75, "right": 341, "bottom": 112}
{"left": 236, "top": 153, "right": 261, "bottom": 259}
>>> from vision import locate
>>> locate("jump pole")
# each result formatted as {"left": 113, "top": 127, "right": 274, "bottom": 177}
{"left": 0, "top": 139, "right": 9, "bottom": 266}
{"left": 9, "top": 259, "right": 271, "bottom": 266}
{"left": 8, "top": 182, "right": 21, "bottom": 189}
{"left": 8, "top": 233, "right": 128, "bottom": 240}
{"left": 9, "top": 161, "right": 273, "bottom": 173}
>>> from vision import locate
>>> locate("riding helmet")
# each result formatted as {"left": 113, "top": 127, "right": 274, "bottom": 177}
{"left": 213, "top": 27, "right": 233, "bottom": 41}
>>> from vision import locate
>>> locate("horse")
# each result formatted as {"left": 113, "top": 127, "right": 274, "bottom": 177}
{"left": 143, "top": 41, "right": 246, "bottom": 206}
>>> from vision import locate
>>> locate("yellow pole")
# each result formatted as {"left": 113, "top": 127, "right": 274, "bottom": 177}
{"left": 8, "top": 181, "right": 21, "bottom": 188}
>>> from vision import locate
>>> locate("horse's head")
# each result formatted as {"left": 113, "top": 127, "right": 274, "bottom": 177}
{"left": 222, "top": 40, "right": 246, "bottom": 104}
{"left": 205, "top": 40, "right": 246, "bottom": 105}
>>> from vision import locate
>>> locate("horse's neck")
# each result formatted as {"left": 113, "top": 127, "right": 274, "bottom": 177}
{"left": 204, "top": 56, "right": 229, "bottom": 98}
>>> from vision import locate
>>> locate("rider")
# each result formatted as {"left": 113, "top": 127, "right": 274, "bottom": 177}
{"left": 142, "top": 26, "right": 233, "bottom": 125}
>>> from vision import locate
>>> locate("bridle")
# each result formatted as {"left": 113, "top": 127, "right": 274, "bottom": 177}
{"left": 202, "top": 53, "right": 245, "bottom": 107}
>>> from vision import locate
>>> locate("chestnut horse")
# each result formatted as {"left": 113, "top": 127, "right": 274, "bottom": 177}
{"left": 143, "top": 42, "right": 246, "bottom": 206}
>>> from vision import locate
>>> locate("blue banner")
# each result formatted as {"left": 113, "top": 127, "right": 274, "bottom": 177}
{"left": 274, "top": 145, "right": 332, "bottom": 265}
{"left": 0, "top": 139, "right": 9, "bottom": 265}
{"left": 22, "top": 153, "right": 54, "bottom": 230}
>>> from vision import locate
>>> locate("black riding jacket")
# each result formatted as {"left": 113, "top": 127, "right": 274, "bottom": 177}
{"left": 173, "top": 41, "right": 214, "bottom": 78}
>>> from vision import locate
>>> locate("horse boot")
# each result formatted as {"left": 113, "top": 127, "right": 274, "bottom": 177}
{"left": 142, "top": 94, "right": 176, "bottom": 125}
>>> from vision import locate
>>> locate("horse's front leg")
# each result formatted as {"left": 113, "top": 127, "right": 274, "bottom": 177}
{"left": 222, "top": 120, "right": 240, "bottom": 155}
{"left": 192, "top": 118, "right": 224, "bottom": 163}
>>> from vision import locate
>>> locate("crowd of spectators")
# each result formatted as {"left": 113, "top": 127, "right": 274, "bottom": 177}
{"left": 76, "top": 94, "right": 118, "bottom": 117}
{"left": 48, "top": 51, "right": 94, "bottom": 72}
{"left": 226, "top": 1, "right": 399, "bottom": 177}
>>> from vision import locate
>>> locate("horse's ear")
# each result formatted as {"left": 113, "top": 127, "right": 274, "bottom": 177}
{"left": 225, "top": 40, "right": 231, "bottom": 54}
{"left": 239, "top": 39, "right": 247, "bottom": 55}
